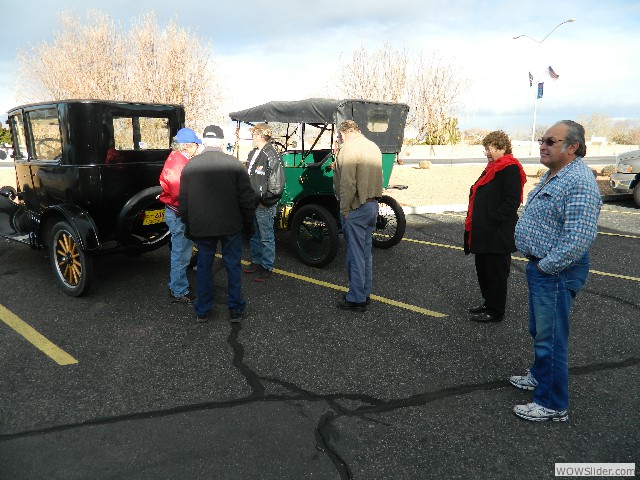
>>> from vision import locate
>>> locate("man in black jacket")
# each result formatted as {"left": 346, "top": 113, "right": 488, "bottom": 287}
{"left": 179, "top": 125, "right": 256, "bottom": 323}
{"left": 243, "top": 123, "right": 285, "bottom": 282}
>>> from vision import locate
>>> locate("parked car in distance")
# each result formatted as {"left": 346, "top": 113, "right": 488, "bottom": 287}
{"left": 610, "top": 149, "right": 640, "bottom": 206}
{"left": 0, "top": 99, "right": 185, "bottom": 296}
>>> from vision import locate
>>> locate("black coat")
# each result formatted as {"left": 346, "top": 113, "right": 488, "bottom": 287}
{"left": 178, "top": 147, "right": 256, "bottom": 238}
{"left": 464, "top": 165, "right": 522, "bottom": 255}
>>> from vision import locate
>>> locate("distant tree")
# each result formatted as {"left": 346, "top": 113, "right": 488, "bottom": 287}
{"left": 578, "top": 113, "right": 613, "bottom": 142}
{"left": 333, "top": 45, "right": 468, "bottom": 145}
{"left": 610, "top": 119, "right": 640, "bottom": 147}
{"left": 15, "top": 10, "right": 223, "bottom": 132}
{"left": 335, "top": 43, "right": 408, "bottom": 103}
{"left": 0, "top": 127, "right": 11, "bottom": 145}
{"left": 463, "top": 128, "right": 491, "bottom": 145}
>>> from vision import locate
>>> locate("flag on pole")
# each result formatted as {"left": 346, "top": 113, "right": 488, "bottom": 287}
{"left": 529, "top": 72, "right": 533, "bottom": 87}
{"left": 547, "top": 66, "right": 559, "bottom": 80}
{"left": 537, "top": 82, "right": 544, "bottom": 99}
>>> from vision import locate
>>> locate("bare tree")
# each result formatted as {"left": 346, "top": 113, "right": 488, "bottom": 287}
{"left": 335, "top": 43, "right": 408, "bottom": 103}
{"left": 333, "top": 45, "right": 468, "bottom": 145}
{"left": 16, "top": 10, "right": 223, "bottom": 131}
{"left": 406, "top": 53, "right": 468, "bottom": 145}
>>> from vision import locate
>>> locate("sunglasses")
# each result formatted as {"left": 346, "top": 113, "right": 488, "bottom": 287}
{"left": 537, "top": 137, "right": 564, "bottom": 146}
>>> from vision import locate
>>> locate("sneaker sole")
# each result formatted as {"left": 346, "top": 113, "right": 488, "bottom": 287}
{"left": 514, "top": 411, "right": 569, "bottom": 422}
{"left": 509, "top": 379, "right": 536, "bottom": 391}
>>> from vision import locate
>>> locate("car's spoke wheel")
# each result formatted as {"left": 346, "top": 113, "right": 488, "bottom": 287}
{"left": 291, "top": 204, "right": 339, "bottom": 267}
{"left": 634, "top": 184, "right": 640, "bottom": 207}
{"left": 372, "top": 195, "right": 406, "bottom": 249}
{"left": 50, "top": 221, "right": 93, "bottom": 296}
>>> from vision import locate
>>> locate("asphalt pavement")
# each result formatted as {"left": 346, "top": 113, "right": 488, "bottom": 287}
{"left": 0, "top": 197, "right": 638, "bottom": 479}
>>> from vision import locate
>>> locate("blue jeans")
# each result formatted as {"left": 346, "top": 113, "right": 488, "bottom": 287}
{"left": 165, "top": 207, "right": 194, "bottom": 297}
{"left": 250, "top": 204, "right": 277, "bottom": 271}
{"left": 341, "top": 201, "right": 378, "bottom": 303}
{"left": 194, "top": 232, "right": 245, "bottom": 317}
{"left": 526, "top": 252, "right": 590, "bottom": 411}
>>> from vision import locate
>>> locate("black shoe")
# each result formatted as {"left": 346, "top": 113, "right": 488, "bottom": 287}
{"left": 343, "top": 294, "right": 371, "bottom": 305}
{"left": 229, "top": 308, "right": 247, "bottom": 323}
{"left": 470, "top": 312, "right": 503, "bottom": 323}
{"left": 468, "top": 304, "right": 487, "bottom": 314}
{"left": 336, "top": 299, "right": 367, "bottom": 312}
{"left": 196, "top": 312, "right": 210, "bottom": 323}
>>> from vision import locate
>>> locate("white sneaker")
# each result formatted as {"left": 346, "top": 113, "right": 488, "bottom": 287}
{"left": 513, "top": 402, "right": 569, "bottom": 422}
{"left": 509, "top": 369, "right": 538, "bottom": 391}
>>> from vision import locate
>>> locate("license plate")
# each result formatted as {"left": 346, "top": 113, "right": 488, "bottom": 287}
{"left": 143, "top": 209, "right": 165, "bottom": 225}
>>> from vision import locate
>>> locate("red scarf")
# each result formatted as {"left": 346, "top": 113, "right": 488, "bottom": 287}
{"left": 464, "top": 154, "right": 526, "bottom": 243}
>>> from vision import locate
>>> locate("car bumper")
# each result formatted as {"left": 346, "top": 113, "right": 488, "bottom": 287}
{"left": 610, "top": 173, "right": 638, "bottom": 193}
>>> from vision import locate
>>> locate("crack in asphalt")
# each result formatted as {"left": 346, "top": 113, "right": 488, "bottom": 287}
{"left": 1, "top": 323, "right": 638, "bottom": 480}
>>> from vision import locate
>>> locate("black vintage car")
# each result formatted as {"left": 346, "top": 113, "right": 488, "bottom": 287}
{"left": 0, "top": 100, "right": 185, "bottom": 296}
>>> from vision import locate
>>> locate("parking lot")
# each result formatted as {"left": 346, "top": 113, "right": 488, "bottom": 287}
{"left": 0, "top": 198, "right": 638, "bottom": 479}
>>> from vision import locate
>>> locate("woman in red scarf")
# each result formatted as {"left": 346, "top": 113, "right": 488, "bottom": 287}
{"left": 464, "top": 131, "right": 526, "bottom": 322}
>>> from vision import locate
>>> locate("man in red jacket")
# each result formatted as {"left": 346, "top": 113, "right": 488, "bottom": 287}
{"left": 159, "top": 127, "right": 201, "bottom": 303}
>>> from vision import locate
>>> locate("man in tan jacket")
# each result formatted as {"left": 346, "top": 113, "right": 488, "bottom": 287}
{"left": 333, "top": 120, "right": 383, "bottom": 312}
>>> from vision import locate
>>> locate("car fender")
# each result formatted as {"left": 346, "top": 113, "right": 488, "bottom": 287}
{"left": 43, "top": 204, "right": 101, "bottom": 251}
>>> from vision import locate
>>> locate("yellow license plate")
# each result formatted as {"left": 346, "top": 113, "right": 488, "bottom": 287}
{"left": 143, "top": 209, "right": 165, "bottom": 225}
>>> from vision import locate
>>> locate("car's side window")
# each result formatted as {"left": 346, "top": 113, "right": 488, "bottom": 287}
{"left": 113, "top": 116, "right": 171, "bottom": 151}
{"left": 28, "top": 108, "right": 62, "bottom": 160}
{"left": 9, "top": 114, "right": 29, "bottom": 160}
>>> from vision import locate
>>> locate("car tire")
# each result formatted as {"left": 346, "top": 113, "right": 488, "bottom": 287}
{"left": 291, "top": 204, "right": 339, "bottom": 267}
{"left": 634, "top": 183, "right": 640, "bottom": 207}
{"left": 372, "top": 195, "right": 406, "bottom": 249}
{"left": 49, "top": 220, "right": 93, "bottom": 296}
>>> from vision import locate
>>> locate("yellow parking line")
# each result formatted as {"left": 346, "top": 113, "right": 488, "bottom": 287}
{"left": 0, "top": 305, "right": 78, "bottom": 365}
{"left": 602, "top": 209, "right": 640, "bottom": 215}
{"left": 236, "top": 259, "right": 447, "bottom": 318}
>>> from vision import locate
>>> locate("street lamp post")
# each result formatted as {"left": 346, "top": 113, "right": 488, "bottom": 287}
{"left": 514, "top": 18, "right": 575, "bottom": 155}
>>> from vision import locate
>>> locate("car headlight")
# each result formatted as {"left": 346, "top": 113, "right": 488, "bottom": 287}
{"left": 617, "top": 164, "right": 633, "bottom": 173}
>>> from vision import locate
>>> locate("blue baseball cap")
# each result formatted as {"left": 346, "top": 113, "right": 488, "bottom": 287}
{"left": 174, "top": 128, "right": 202, "bottom": 144}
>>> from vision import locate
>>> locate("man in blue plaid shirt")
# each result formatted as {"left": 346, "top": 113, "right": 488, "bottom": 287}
{"left": 510, "top": 120, "right": 602, "bottom": 422}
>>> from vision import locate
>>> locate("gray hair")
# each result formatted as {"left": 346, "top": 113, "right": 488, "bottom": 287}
{"left": 171, "top": 141, "right": 193, "bottom": 153}
{"left": 554, "top": 120, "right": 587, "bottom": 157}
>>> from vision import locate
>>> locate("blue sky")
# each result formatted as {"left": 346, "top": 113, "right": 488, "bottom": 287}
{"left": 1, "top": 0, "right": 639, "bottom": 133}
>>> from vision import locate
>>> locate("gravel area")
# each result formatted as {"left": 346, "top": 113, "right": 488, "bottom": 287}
{"left": 386, "top": 163, "right": 616, "bottom": 207}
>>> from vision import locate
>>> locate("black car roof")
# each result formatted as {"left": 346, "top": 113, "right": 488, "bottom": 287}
{"left": 229, "top": 98, "right": 409, "bottom": 125}
{"left": 7, "top": 99, "right": 183, "bottom": 115}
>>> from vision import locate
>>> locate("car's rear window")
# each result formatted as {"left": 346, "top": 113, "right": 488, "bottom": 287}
{"left": 113, "top": 116, "right": 171, "bottom": 151}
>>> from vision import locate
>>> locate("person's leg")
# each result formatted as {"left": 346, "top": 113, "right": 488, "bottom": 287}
{"left": 193, "top": 238, "right": 216, "bottom": 317}
{"left": 363, "top": 201, "right": 377, "bottom": 298}
{"left": 165, "top": 207, "right": 194, "bottom": 297}
{"left": 482, "top": 252, "right": 511, "bottom": 318}
{"left": 474, "top": 253, "right": 489, "bottom": 306}
{"left": 341, "top": 204, "right": 369, "bottom": 304}
{"left": 254, "top": 205, "right": 276, "bottom": 271}
{"left": 221, "top": 232, "right": 246, "bottom": 312}
{"left": 249, "top": 213, "right": 263, "bottom": 267}
{"left": 527, "top": 255, "right": 588, "bottom": 412}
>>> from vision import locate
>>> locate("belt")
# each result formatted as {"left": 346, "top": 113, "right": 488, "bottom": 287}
{"left": 366, "top": 197, "right": 379, "bottom": 203}
{"left": 525, "top": 255, "right": 541, "bottom": 261}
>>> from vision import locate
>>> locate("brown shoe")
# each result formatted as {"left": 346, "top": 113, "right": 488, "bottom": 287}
{"left": 253, "top": 267, "right": 272, "bottom": 282}
{"left": 243, "top": 262, "right": 259, "bottom": 273}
